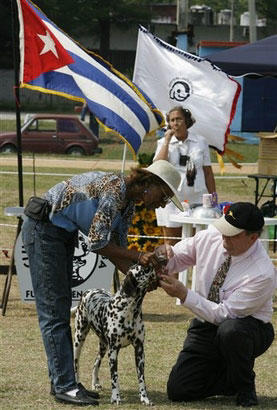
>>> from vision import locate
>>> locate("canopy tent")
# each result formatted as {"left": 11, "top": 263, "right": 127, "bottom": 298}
{"left": 207, "top": 35, "right": 277, "bottom": 77}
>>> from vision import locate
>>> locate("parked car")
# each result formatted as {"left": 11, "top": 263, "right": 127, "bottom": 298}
{"left": 0, "top": 114, "right": 102, "bottom": 155}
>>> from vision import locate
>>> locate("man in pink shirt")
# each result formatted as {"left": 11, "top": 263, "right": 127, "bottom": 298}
{"left": 158, "top": 202, "right": 275, "bottom": 407}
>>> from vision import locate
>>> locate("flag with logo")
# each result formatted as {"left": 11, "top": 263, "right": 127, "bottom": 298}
{"left": 133, "top": 26, "right": 241, "bottom": 153}
{"left": 16, "top": 1, "right": 164, "bottom": 157}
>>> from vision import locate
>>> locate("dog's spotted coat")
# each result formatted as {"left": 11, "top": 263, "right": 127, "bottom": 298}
{"left": 73, "top": 264, "right": 157, "bottom": 405}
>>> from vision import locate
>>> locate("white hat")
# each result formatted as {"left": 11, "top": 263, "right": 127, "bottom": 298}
{"left": 146, "top": 160, "right": 183, "bottom": 211}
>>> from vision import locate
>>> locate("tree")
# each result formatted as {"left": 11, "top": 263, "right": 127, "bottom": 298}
{"left": 1, "top": 0, "right": 13, "bottom": 69}
{"left": 38, "top": 0, "right": 153, "bottom": 59}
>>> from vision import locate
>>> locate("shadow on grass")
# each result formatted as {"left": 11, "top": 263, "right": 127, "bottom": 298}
{"left": 119, "top": 390, "right": 277, "bottom": 408}
{"left": 144, "top": 313, "right": 191, "bottom": 322}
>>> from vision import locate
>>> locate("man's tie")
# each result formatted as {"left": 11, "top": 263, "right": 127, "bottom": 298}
{"left": 207, "top": 255, "right": 232, "bottom": 303}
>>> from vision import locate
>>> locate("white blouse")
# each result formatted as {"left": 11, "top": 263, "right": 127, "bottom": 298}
{"left": 154, "top": 132, "right": 211, "bottom": 204}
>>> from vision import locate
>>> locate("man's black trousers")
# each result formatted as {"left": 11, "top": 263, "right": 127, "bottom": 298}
{"left": 167, "top": 317, "right": 274, "bottom": 401}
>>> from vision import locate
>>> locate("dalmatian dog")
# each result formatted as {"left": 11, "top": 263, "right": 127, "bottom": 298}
{"left": 72, "top": 264, "right": 157, "bottom": 405}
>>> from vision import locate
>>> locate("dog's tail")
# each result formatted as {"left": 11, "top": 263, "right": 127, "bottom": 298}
{"left": 70, "top": 289, "right": 94, "bottom": 317}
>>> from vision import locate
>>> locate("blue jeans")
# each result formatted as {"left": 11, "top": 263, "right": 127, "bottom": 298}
{"left": 22, "top": 217, "right": 78, "bottom": 393}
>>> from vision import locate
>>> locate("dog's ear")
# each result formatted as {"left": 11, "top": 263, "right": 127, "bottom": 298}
{"left": 122, "top": 273, "right": 137, "bottom": 297}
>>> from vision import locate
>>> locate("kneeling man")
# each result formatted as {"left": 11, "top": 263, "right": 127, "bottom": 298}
{"left": 158, "top": 202, "right": 275, "bottom": 407}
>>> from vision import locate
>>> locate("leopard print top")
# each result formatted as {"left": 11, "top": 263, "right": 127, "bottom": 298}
{"left": 44, "top": 171, "right": 135, "bottom": 250}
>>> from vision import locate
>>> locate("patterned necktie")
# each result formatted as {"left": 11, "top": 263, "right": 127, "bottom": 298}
{"left": 207, "top": 255, "right": 232, "bottom": 303}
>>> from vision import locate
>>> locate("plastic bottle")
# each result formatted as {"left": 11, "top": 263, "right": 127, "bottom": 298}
{"left": 182, "top": 200, "right": 192, "bottom": 216}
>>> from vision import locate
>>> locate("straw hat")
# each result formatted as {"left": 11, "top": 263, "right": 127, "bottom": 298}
{"left": 146, "top": 160, "right": 183, "bottom": 211}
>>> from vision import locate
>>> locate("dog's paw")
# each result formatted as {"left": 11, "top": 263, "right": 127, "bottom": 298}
{"left": 140, "top": 397, "right": 153, "bottom": 406}
{"left": 92, "top": 383, "right": 102, "bottom": 391}
{"left": 111, "top": 393, "right": 121, "bottom": 405}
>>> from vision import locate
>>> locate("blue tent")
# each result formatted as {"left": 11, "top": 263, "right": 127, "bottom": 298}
{"left": 207, "top": 35, "right": 277, "bottom": 77}
{"left": 207, "top": 35, "right": 277, "bottom": 133}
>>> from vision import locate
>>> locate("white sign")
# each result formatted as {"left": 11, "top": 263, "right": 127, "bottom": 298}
{"left": 14, "top": 231, "right": 115, "bottom": 307}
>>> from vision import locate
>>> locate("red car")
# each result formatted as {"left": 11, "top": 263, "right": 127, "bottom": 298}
{"left": 0, "top": 114, "right": 102, "bottom": 155}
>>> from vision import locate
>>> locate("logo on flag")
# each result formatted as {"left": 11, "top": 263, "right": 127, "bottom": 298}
{"left": 169, "top": 78, "right": 192, "bottom": 102}
{"left": 16, "top": 1, "right": 164, "bottom": 157}
{"left": 133, "top": 26, "right": 241, "bottom": 153}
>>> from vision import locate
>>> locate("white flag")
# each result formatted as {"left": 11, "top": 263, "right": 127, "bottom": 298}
{"left": 133, "top": 26, "right": 241, "bottom": 153}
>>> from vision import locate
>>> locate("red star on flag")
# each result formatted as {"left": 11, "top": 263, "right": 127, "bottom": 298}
{"left": 19, "top": 0, "right": 74, "bottom": 83}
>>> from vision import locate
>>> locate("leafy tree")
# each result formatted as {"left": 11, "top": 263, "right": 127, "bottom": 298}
{"left": 1, "top": 1, "right": 276, "bottom": 70}
{"left": 38, "top": 0, "right": 153, "bottom": 59}
{"left": 256, "top": 0, "right": 277, "bottom": 23}
{"left": 1, "top": 0, "right": 13, "bottom": 69}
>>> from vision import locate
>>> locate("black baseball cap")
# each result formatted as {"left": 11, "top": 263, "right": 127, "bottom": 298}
{"left": 213, "top": 202, "right": 264, "bottom": 236}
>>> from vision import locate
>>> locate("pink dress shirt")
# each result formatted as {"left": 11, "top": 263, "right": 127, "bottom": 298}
{"left": 167, "top": 225, "right": 276, "bottom": 325}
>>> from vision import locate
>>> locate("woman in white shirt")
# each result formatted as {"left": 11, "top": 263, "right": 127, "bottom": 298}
{"left": 154, "top": 106, "right": 216, "bottom": 246}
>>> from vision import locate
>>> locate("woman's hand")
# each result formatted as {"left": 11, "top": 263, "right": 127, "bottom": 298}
{"left": 154, "top": 243, "right": 173, "bottom": 261}
{"left": 138, "top": 251, "right": 168, "bottom": 274}
{"left": 164, "top": 129, "right": 174, "bottom": 144}
{"left": 138, "top": 252, "right": 155, "bottom": 266}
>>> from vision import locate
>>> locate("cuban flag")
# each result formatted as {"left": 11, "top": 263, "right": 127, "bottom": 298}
{"left": 16, "top": 1, "right": 164, "bottom": 157}
{"left": 133, "top": 26, "right": 241, "bottom": 153}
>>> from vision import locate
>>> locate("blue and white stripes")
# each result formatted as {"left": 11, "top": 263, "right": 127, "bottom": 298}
{"left": 20, "top": 1, "right": 164, "bottom": 156}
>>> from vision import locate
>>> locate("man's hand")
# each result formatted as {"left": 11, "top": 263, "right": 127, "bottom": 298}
{"left": 159, "top": 274, "right": 188, "bottom": 303}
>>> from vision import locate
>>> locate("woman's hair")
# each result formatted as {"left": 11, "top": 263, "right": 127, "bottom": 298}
{"left": 127, "top": 167, "right": 167, "bottom": 190}
{"left": 166, "top": 106, "right": 196, "bottom": 129}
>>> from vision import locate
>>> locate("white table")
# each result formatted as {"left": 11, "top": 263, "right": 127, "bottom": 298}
{"left": 170, "top": 214, "right": 277, "bottom": 295}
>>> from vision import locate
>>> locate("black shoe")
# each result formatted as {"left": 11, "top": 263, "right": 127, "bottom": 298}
{"left": 236, "top": 389, "right": 258, "bottom": 407}
{"left": 50, "top": 382, "right": 100, "bottom": 400}
{"left": 77, "top": 383, "right": 100, "bottom": 399}
{"left": 50, "top": 382, "right": 55, "bottom": 396}
{"left": 55, "top": 388, "right": 99, "bottom": 406}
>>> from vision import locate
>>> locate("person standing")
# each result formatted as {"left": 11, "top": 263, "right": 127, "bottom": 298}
{"left": 154, "top": 106, "right": 216, "bottom": 246}
{"left": 22, "top": 160, "right": 183, "bottom": 406}
{"left": 80, "top": 102, "right": 99, "bottom": 139}
{"left": 157, "top": 202, "right": 275, "bottom": 407}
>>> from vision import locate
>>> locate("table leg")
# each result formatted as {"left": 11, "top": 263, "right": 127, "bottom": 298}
{"left": 176, "top": 223, "right": 193, "bottom": 305}
{"left": 260, "top": 226, "right": 269, "bottom": 252}
{"left": 1, "top": 218, "right": 22, "bottom": 315}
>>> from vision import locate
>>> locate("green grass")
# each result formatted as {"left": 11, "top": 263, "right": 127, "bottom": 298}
{"left": 0, "top": 274, "right": 276, "bottom": 409}
{"left": 1, "top": 156, "right": 276, "bottom": 409}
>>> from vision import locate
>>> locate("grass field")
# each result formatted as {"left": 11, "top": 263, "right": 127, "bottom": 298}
{"left": 1, "top": 274, "right": 276, "bottom": 410}
{"left": 0, "top": 152, "right": 277, "bottom": 409}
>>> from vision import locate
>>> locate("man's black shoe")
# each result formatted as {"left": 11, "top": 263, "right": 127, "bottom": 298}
{"left": 236, "top": 389, "right": 258, "bottom": 407}
{"left": 50, "top": 382, "right": 100, "bottom": 399}
{"left": 55, "top": 388, "right": 99, "bottom": 406}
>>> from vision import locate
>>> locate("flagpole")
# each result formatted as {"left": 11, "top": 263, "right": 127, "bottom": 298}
{"left": 121, "top": 143, "right": 127, "bottom": 174}
{"left": 11, "top": 0, "right": 24, "bottom": 207}
{"left": 1, "top": 0, "right": 25, "bottom": 315}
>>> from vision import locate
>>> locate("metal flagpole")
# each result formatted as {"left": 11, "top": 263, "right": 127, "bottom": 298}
{"left": 121, "top": 143, "right": 127, "bottom": 174}
{"left": 1, "top": 0, "right": 24, "bottom": 315}
{"left": 12, "top": 0, "right": 24, "bottom": 206}
{"left": 113, "top": 142, "right": 128, "bottom": 292}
